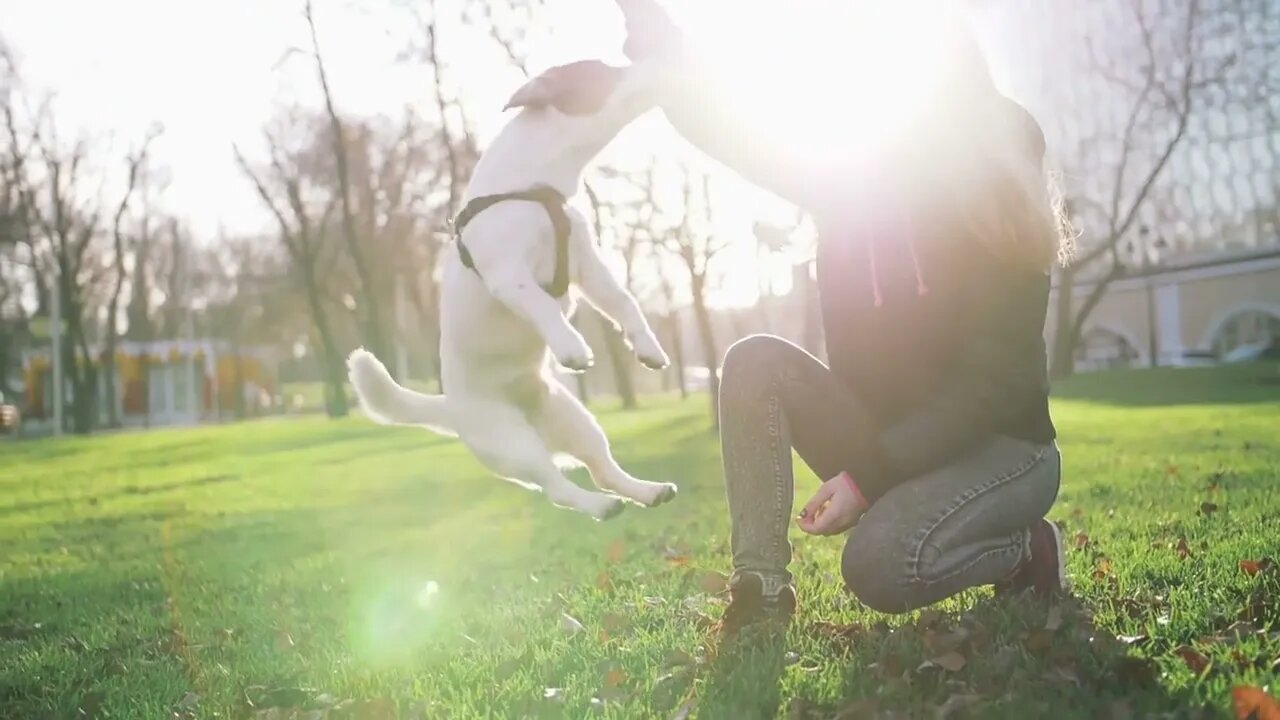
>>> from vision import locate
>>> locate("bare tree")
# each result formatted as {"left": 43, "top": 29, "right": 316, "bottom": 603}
{"left": 653, "top": 167, "right": 730, "bottom": 428}
{"left": 1050, "top": 0, "right": 1240, "bottom": 377}
{"left": 303, "top": 0, "right": 392, "bottom": 370}
{"left": 102, "top": 126, "right": 161, "bottom": 426}
{"left": 583, "top": 180, "right": 641, "bottom": 409}
{"left": 235, "top": 120, "right": 349, "bottom": 418}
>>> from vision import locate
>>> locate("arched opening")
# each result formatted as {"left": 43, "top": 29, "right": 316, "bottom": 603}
{"left": 1212, "top": 309, "right": 1280, "bottom": 362}
{"left": 1075, "top": 327, "right": 1141, "bottom": 372}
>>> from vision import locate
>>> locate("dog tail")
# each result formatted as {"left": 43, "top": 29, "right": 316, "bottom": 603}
{"left": 346, "top": 348, "right": 456, "bottom": 436}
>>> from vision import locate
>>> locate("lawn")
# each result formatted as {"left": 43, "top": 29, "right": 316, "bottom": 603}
{"left": 2, "top": 366, "right": 1279, "bottom": 719}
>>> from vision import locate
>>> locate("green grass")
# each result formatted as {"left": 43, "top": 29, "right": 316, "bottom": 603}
{"left": 2, "top": 366, "right": 1279, "bottom": 719}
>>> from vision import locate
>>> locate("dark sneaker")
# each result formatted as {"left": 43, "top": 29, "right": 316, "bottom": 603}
{"left": 717, "top": 572, "right": 797, "bottom": 637}
{"left": 997, "top": 518, "right": 1068, "bottom": 599}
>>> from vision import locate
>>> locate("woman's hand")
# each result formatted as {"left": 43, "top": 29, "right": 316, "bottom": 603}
{"left": 798, "top": 472, "right": 869, "bottom": 536}
{"left": 615, "top": 0, "right": 685, "bottom": 62}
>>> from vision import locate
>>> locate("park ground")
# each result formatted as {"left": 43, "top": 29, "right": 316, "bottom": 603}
{"left": 2, "top": 366, "right": 1279, "bottom": 719}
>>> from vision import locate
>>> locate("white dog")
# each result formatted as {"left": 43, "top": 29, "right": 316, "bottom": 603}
{"left": 348, "top": 58, "right": 676, "bottom": 520}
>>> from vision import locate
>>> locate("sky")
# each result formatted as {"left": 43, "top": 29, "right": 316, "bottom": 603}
{"left": 1, "top": 0, "right": 1014, "bottom": 307}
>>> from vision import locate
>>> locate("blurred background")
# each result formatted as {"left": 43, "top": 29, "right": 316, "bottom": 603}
{"left": 0, "top": 0, "right": 1276, "bottom": 437}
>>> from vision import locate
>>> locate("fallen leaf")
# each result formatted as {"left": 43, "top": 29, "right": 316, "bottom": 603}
{"left": 917, "top": 609, "right": 943, "bottom": 629}
{"left": 1045, "top": 605, "right": 1064, "bottom": 631}
{"left": 918, "top": 651, "right": 967, "bottom": 672}
{"left": 600, "top": 612, "right": 629, "bottom": 634}
{"left": 1174, "top": 645, "right": 1211, "bottom": 675}
{"left": 1023, "top": 629, "right": 1054, "bottom": 656}
{"left": 606, "top": 539, "right": 627, "bottom": 564}
{"left": 1167, "top": 464, "right": 1180, "bottom": 477}
{"left": 1074, "top": 532, "right": 1090, "bottom": 549}
{"left": 543, "top": 688, "right": 565, "bottom": 702}
{"left": 1113, "top": 656, "right": 1157, "bottom": 688}
{"left": 596, "top": 666, "right": 629, "bottom": 702}
{"left": 177, "top": 692, "right": 200, "bottom": 710}
{"left": 924, "top": 628, "right": 971, "bottom": 654}
{"left": 693, "top": 569, "right": 730, "bottom": 594}
{"left": 1232, "top": 686, "right": 1280, "bottom": 720}
{"left": 669, "top": 698, "right": 696, "bottom": 720}
{"left": 663, "top": 546, "right": 691, "bottom": 566}
{"left": 1200, "top": 502, "right": 1219, "bottom": 516}
{"left": 1240, "top": 558, "right": 1276, "bottom": 577}
{"left": 561, "top": 613, "right": 585, "bottom": 636}
{"left": 1176, "top": 537, "right": 1193, "bottom": 560}
{"left": 1045, "top": 666, "right": 1081, "bottom": 686}
{"left": 596, "top": 571, "right": 614, "bottom": 593}
{"left": 1108, "top": 699, "right": 1134, "bottom": 720}
{"left": 662, "top": 649, "right": 696, "bottom": 669}
{"left": 1117, "top": 634, "right": 1150, "bottom": 647}
{"left": 651, "top": 669, "right": 693, "bottom": 711}
{"left": 833, "top": 698, "right": 880, "bottom": 719}
{"left": 1094, "top": 558, "right": 1114, "bottom": 580}
{"left": 936, "top": 693, "right": 982, "bottom": 719}
{"left": 77, "top": 690, "right": 106, "bottom": 719}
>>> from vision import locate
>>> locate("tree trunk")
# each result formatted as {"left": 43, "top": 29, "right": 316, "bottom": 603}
{"left": 301, "top": 270, "right": 348, "bottom": 418}
{"left": 665, "top": 310, "right": 688, "bottom": 400}
{"left": 307, "top": 0, "right": 392, "bottom": 371}
{"left": 1049, "top": 265, "right": 1077, "bottom": 379}
{"left": 597, "top": 312, "right": 637, "bottom": 410}
{"left": 690, "top": 274, "right": 719, "bottom": 430}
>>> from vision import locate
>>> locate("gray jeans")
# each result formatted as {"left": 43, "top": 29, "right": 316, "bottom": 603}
{"left": 719, "top": 335, "right": 1061, "bottom": 613}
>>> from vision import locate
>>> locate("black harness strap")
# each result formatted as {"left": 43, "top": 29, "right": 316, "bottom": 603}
{"left": 452, "top": 185, "right": 572, "bottom": 298}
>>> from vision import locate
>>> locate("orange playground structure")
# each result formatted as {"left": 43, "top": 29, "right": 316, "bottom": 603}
{"left": 22, "top": 339, "right": 277, "bottom": 428}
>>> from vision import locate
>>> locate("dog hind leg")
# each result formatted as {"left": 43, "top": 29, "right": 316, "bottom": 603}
{"left": 460, "top": 401, "right": 626, "bottom": 520}
{"left": 533, "top": 385, "right": 677, "bottom": 507}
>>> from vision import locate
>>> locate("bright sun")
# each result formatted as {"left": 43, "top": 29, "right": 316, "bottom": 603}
{"left": 691, "top": 0, "right": 957, "bottom": 159}
{"left": 660, "top": 0, "right": 962, "bottom": 308}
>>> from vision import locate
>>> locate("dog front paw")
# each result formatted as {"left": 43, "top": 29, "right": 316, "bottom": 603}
{"left": 630, "top": 333, "right": 670, "bottom": 370}
{"left": 554, "top": 336, "right": 595, "bottom": 373}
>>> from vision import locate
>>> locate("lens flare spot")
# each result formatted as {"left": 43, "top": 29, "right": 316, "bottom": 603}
{"left": 416, "top": 580, "right": 441, "bottom": 609}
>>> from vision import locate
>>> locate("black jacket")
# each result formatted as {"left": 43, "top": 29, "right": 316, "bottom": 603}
{"left": 658, "top": 69, "right": 1057, "bottom": 504}
{"left": 812, "top": 195, "right": 1056, "bottom": 502}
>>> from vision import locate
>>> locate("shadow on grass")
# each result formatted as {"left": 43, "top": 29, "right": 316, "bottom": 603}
{"left": 695, "top": 595, "right": 1213, "bottom": 720}
{"left": 1051, "top": 365, "right": 1280, "bottom": 408}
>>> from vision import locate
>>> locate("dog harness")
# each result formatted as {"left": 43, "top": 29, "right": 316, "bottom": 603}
{"left": 451, "top": 185, "right": 572, "bottom": 298}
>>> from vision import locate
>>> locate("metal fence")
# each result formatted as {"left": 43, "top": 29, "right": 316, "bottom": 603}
{"left": 974, "top": 0, "right": 1279, "bottom": 263}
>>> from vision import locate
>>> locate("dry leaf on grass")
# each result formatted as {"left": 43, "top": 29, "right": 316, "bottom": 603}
{"left": 1117, "top": 634, "right": 1150, "bottom": 647}
{"left": 936, "top": 693, "right": 982, "bottom": 719}
{"left": 918, "top": 651, "right": 967, "bottom": 673}
{"left": 669, "top": 698, "right": 697, "bottom": 720}
{"left": 1200, "top": 501, "right": 1219, "bottom": 516}
{"left": 1045, "top": 605, "right": 1064, "bottom": 631}
{"left": 1094, "top": 558, "right": 1114, "bottom": 580}
{"left": 693, "top": 569, "right": 730, "bottom": 594}
{"left": 917, "top": 609, "right": 943, "bottom": 629}
{"left": 543, "top": 688, "right": 565, "bottom": 703}
{"left": 1174, "top": 645, "right": 1211, "bottom": 675}
{"left": 1176, "top": 537, "right": 1193, "bottom": 560}
{"left": 607, "top": 539, "right": 627, "bottom": 564}
{"left": 1232, "top": 686, "right": 1280, "bottom": 720}
{"left": 1240, "top": 558, "right": 1276, "bottom": 576}
{"left": 560, "top": 613, "right": 585, "bottom": 636}
{"left": 1074, "top": 532, "right": 1090, "bottom": 549}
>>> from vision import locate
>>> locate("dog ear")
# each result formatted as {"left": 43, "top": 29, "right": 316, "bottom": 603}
{"left": 503, "top": 61, "right": 626, "bottom": 115}
{"left": 503, "top": 75, "right": 556, "bottom": 111}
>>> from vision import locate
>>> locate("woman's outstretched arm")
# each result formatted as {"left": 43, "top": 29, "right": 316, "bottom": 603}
{"left": 618, "top": 0, "right": 838, "bottom": 210}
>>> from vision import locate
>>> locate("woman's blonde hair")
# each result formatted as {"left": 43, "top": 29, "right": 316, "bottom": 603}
{"left": 911, "top": 18, "right": 1077, "bottom": 272}
{"left": 954, "top": 107, "right": 1076, "bottom": 271}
